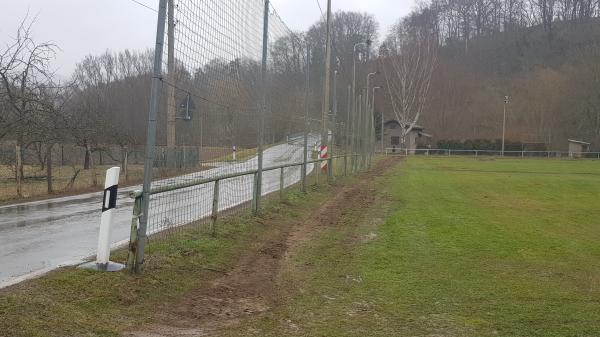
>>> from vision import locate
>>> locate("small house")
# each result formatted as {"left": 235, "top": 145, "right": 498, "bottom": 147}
{"left": 568, "top": 139, "right": 590, "bottom": 158}
{"left": 383, "top": 120, "right": 431, "bottom": 154}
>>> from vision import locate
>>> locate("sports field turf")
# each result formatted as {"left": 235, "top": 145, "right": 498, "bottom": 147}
{"left": 2, "top": 157, "right": 599, "bottom": 337}
{"left": 222, "top": 157, "right": 600, "bottom": 336}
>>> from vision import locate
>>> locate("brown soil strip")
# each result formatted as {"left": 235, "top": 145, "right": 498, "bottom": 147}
{"left": 125, "top": 158, "right": 400, "bottom": 337}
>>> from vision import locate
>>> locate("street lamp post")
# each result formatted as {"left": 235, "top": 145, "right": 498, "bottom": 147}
{"left": 352, "top": 41, "right": 368, "bottom": 170}
{"left": 352, "top": 41, "right": 370, "bottom": 99}
{"left": 366, "top": 72, "right": 377, "bottom": 109}
{"left": 502, "top": 95, "right": 509, "bottom": 156}
{"left": 372, "top": 86, "right": 381, "bottom": 156}
{"left": 333, "top": 70, "right": 338, "bottom": 119}
{"left": 329, "top": 69, "right": 338, "bottom": 181}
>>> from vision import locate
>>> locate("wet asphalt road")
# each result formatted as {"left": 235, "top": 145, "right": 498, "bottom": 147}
{"left": 0, "top": 137, "right": 318, "bottom": 287}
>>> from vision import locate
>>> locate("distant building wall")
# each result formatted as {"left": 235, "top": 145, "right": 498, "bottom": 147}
{"left": 569, "top": 143, "right": 583, "bottom": 158}
{"left": 383, "top": 120, "right": 426, "bottom": 154}
{"left": 568, "top": 140, "right": 590, "bottom": 158}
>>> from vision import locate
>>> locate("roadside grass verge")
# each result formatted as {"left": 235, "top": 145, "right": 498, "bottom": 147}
{"left": 219, "top": 157, "right": 600, "bottom": 337}
{"left": 210, "top": 147, "right": 257, "bottom": 163}
{"left": 0, "top": 181, "right": 338, "bottom": 337}
{"left": 0, "top": 163, "right": 213, "bottom": 205}
{"left": 0, "top": 164, "right": 145, "bottom": 203}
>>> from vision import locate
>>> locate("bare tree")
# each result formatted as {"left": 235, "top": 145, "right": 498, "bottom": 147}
{"left": 381, "top": 9, "right": 439, "bottom": 147}
{"left": 69, "top": 49, "right": 152, "bottom": 183}
{"left": 0, "top": 16, "right": 60, "bottom": 196}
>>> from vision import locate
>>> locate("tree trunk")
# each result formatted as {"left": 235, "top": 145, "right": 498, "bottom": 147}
{"left": 36, "top": 143, "right": 45, "bottom": 171}
{"left": 15, "top": 143, "right": 23, "bottom": 197}
{"left": 46, "top": 143, "right": 53, "bottom": 194}
{"left": 90, "top": 151, "right": 98, "bottom": 187}
{"left": 84, "top": 140, "right": 91, "bottom": 170}
{"left": 121, "top": 146, "right": 129, "bottom": 182}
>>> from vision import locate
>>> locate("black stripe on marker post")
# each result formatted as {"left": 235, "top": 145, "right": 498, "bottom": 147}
{"left": 102, "top": 185, "right": 119, "bottom": 212}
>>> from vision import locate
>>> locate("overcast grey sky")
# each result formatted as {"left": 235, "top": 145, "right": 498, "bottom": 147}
{"left": 0, "top": 0, "right": 415, "bottom": 77}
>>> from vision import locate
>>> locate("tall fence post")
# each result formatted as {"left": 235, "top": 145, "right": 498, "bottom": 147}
{"left": 123, "top": 147, "right": 129, "bottom": 182}
{"left": 302, "top": 136, "right": 308, "bottom": 193}
{"left": 350, "top": 96, "right": 357, "bottom": 173}
{"left": 354, "top": 94, "right": 361, "bottom": 172}
{"left": 255, "top": 0, "right": 270, "bottom": 213}
{"left": 361, "top": 90, "right": 367, "bottom": 170}
{"left": 279, "top": 167, "right": 285, "bottom": 199}
{"left": 301, "top": 47, "right": 310, "bottom": 193}
{"left": 127, "top": 192, "right": 143, "bottom": 271}
{"left": 363, "top": 90, "right": 369, "bottom": 170}
{"left": 132, "top": 0, "right": 169, "bottom": 274}
{"left": 316, "top": 157, "right": 320, "bottom": 185}
{"left": 369, "top": 95, "right": 375, "bottom": 168}
{"left": 252, "top": 171, "right": 259, "bottom": 213}
{"left": 327, "top": 149, "right": 333, "bottom": 182}
{"left": 211, "top": 179, "right": 220, "bottom": 236}
{"left": 345, "top": 85, "right": 351, "bottom": 176}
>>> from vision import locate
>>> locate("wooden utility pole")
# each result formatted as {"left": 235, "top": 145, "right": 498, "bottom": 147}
{"left": 166, "top": 0, "right": 176, "bottom": 148}
{"left": 321, "top": 0, "right": 332, "bottom": 148}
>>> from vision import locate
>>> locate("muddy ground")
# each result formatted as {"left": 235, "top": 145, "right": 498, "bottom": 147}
{"left": 126, "top": 158, "right": 400, "bottom": 337}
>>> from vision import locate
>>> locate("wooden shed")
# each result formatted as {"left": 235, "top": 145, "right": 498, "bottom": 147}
{"left": 568, "top": 139, "right": 590, "bottom": 158}
{"left": 383, "top": 120, "right": 431, "bottom": 154}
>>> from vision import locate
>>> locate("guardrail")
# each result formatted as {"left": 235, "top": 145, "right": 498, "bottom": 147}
{"left": 126, "top": 154, "right": 359, "bottom": 271}
{"left": 384, "top": 148, "right": 600, "bottom": 159}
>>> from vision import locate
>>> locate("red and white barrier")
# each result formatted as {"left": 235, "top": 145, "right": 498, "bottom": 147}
{"left": 319, "top": 145, "right": 328, "bottom": 173}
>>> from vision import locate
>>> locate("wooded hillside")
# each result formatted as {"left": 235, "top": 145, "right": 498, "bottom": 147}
{"left": 389, "top": 0, "right": 600, "bottom": 150}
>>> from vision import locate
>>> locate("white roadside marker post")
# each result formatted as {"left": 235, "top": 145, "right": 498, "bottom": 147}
{"left": 80, "top": 167, "right": 125, "bottom": 272}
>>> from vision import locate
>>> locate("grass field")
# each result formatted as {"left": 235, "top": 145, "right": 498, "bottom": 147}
{"left": 1, "top": 157, "right": 600, "bottom": 336}
{"left": 0, "top": 180, "right": 341, "bottom": 337}
{"left": 221, "top": 157, "right": 600, "bottom": 337}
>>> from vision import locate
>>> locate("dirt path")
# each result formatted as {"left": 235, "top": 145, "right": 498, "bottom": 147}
{"left": 125, "top": 158, "right": 400, "bottom": 337}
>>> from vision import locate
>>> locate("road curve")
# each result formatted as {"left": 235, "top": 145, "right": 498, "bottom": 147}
{"left": 0, "top": 136, "right": 318, "bottom": 288}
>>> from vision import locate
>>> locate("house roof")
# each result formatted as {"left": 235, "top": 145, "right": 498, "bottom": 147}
{"left": 568, "top": 139, "right": 591, "bottom": 145}
{"left": 384, "top": 120, "right": 425, "bottom": 131}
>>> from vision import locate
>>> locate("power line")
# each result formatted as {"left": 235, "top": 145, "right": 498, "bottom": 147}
{"left": 126, "top": 0, "right": 157, "bottom": 13}
{"left": 315, "top": 0, "right": 325, "bottom": 18}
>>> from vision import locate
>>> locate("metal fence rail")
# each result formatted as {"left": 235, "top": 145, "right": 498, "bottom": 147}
{"left": 384, "top": 148, "right": 600, "bottom": 159}
{"left": 126, "top": 153, "right": 359, "bottom": 269}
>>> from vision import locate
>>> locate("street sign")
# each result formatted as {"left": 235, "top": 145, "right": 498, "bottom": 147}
{"left": 178, "top": 94, "right": 196, "bottom": 120}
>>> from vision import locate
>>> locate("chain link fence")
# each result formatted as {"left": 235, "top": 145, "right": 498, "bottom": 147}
{"left": 124, "top": 0, "right": 377, "bottom": 272}
{"left": 384, "top": 148, "right": 600, "bottom": 159}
